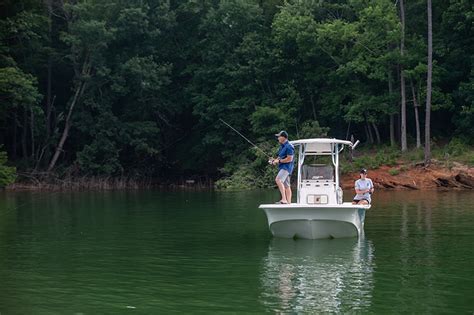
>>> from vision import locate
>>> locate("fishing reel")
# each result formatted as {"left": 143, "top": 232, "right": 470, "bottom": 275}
{"left": 268, "top": 158, "right": 278, "bottom": 165}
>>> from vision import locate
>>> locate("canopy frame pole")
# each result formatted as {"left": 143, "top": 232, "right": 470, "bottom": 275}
{"left": 297, "top": 144, "right": 304, "bottom": 203}
{"left": 330, "top": 144, "right": 341, "bottom": 204}
{"left": 335, "top": 144, "right": 340, "bottom": 203}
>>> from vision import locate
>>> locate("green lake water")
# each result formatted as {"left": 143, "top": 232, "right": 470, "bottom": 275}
{"left": 0, "top": 190, "right": 473, "bottom": 314}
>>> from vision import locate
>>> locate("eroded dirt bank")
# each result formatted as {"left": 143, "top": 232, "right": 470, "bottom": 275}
{"left": 341, "top": 161, "right": 474, "bottom": 190}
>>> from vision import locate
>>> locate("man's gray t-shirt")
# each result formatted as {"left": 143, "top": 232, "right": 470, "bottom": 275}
{"left": 354, "top": 178, "right": 373, "bottom": 202}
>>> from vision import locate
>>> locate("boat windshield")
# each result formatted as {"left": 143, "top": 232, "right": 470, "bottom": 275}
{"left": 301, "top": 164, "right": 334, "bottom": 181}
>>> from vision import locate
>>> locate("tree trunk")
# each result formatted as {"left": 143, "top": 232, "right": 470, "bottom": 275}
{"left": 46, "top": 61, "right": 52, "bottom": 138}
{"left": 410, "top": 79, "right": 422, "bottom": 149}
{"left": 399, "top": 0, "right": 407, "bottom": 152}
{"left": 390, "top": 115, "right": 396, "bottom": 145}
{"left": 372, "top": 122, "right": 381, "bottom": 144}
{"left": 350, "top": 134, "right": 354, "bottom": 162}
{"left": 368, "top": 123, "right": 374, "bottom": 144}
{"left": 388, "top": 71, "right": 396, "bottom": 147}
{"left": 31, "top": 108, "right": 35, "bottom": 159}
{"left": 21, "top": 107, "right": 28, "bottom": 159}
{"left": 47, "top": 79, "right": 86, "bottom": 173}
{"left": 45, "top": 0, "right": 53, "bottom": 139}
{"left": 365, "top": 119, "right": 374, "bottom": 144}
{"left": 309, "top": 93, "right": 317, "bottom": 121}
{"left": 425, "top": 0, "right": 433, "bottom": 165}
{"left": 364, "top": 125, "right": 370, "bottom": 144}
{"left": 12, "top": 110, "right": 17, "bottom": 160}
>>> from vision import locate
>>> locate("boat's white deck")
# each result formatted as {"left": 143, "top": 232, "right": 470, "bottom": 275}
{"left": 259, "top": 202, "right": 371, "bottom": 209}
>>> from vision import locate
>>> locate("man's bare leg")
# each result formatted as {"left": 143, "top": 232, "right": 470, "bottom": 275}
{"left": 353, "top": 200, "right": 368, "bottom": 205}
{"left": 275, "top": 177, "right": 287, "bottom": 203}
{"left": 285, "top": 187, "right": 292, "bottom": 204}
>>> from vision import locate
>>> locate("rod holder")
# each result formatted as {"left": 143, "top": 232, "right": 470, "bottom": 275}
{"left": 351, "top": 140, "right": 360, "bottom": 150}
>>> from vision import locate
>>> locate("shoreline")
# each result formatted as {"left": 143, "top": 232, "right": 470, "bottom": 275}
{"left": 4, "top": 162, "right": 474, "bottom": 192}
{"left": 341, "top": 161, "right": 474, "bottom": 190}
{"left": 4, "top": 175, "right": 214, "bottom": 192}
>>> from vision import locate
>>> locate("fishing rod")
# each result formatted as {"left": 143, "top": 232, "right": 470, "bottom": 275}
{"left": 219, "top": 118, "right": 273, "bottom": 159}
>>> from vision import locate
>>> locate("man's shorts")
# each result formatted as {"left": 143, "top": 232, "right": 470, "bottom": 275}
{"left": 353, "top": 198, "right": 370, "bottom": 204}
{"left": 276, "top": 169, "right": 291, "bottom": 188}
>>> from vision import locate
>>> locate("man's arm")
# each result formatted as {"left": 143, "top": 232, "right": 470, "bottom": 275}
{"left": 355, "top": 181, "right": 370, "bottom": 194}
{"left": 278, "top": 155, "right": 293, "bottom": 163}
{"left": 273, "top": 155, "right": 293, "bottom": 165}
{"left": 356, "top": 188, "right": 370, "bottom": 194}
{"left": 273, "top": 144, "right": 294, "bottom": 165}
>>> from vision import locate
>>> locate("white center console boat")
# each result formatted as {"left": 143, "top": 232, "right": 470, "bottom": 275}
{"left": 259, "top": 138, "right": 370, "bottom": 239}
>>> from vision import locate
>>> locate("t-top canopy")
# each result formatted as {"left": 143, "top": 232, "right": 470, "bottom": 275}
{"left": 290, "top": 138, "right": 353, "bottom": 146}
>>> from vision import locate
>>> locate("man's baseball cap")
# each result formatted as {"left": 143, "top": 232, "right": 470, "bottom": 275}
{"left": 275, "top": 130, "right": 288, "bottom": 138}
{"left": 360, "top": 168, "right": 367, "bottom": 174}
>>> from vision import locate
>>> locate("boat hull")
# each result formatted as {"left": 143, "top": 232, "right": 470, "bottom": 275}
{"left": 259, "top": 204, "right": 370, "bottom": 239}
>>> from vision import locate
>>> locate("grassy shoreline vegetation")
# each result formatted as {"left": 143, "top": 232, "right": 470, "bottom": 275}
{"left": 1, "top": 139, "right": 473, "bottom": 190}
{"left": 1, "top": 1, "right": 473, "bottom": 191}
{"left": 6, "top": 174, "right": 214, "bottom": 190}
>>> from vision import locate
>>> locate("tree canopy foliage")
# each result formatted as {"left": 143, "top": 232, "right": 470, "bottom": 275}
{"left": 0, "top": 0, "right": 472, "bottom": 184}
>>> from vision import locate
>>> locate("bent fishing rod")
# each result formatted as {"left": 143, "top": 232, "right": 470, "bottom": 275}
{"left": 219, "top": 118, "right": 273, "bottom": 159}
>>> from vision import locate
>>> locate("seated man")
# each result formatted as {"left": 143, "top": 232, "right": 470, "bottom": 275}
{"left": 352, "top": 169, "right": 374, "bottom": 205}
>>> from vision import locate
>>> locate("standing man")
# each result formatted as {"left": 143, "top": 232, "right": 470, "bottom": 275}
{"left": 352, "top": 169, "right": 374, "bottom": 205}
{"left": 270, "top": 131, "right": 295, "bottom": 204}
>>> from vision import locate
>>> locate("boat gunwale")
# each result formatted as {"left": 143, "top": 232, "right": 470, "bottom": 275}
{"left": 259, "top": 203, "right": 371, "bottom": 210}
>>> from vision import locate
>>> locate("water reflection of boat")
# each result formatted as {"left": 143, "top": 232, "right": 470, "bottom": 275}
{"left": 259, "top": 237, "right": 375, "bottom": 313}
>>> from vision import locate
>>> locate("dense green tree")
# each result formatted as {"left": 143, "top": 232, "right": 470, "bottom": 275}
{"left": 0, "top": 0, "right": 472, "bottom": 185}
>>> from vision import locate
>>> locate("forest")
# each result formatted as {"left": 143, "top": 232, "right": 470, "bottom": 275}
{"left": 0, "top": 0, "right": 473, "bottom": 188}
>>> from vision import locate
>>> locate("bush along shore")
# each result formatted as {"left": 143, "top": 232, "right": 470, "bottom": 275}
{"left": 4, "top": 161, "right": 474, "bottom": 192}
{"left": 4, "top": 172, "right": 215, "bottom": 191}
{"left": 5, "top": 162, "right": 474, "bottom": 191}
{"left": 3, "top": 141, "right": 474, "bottom": 191}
